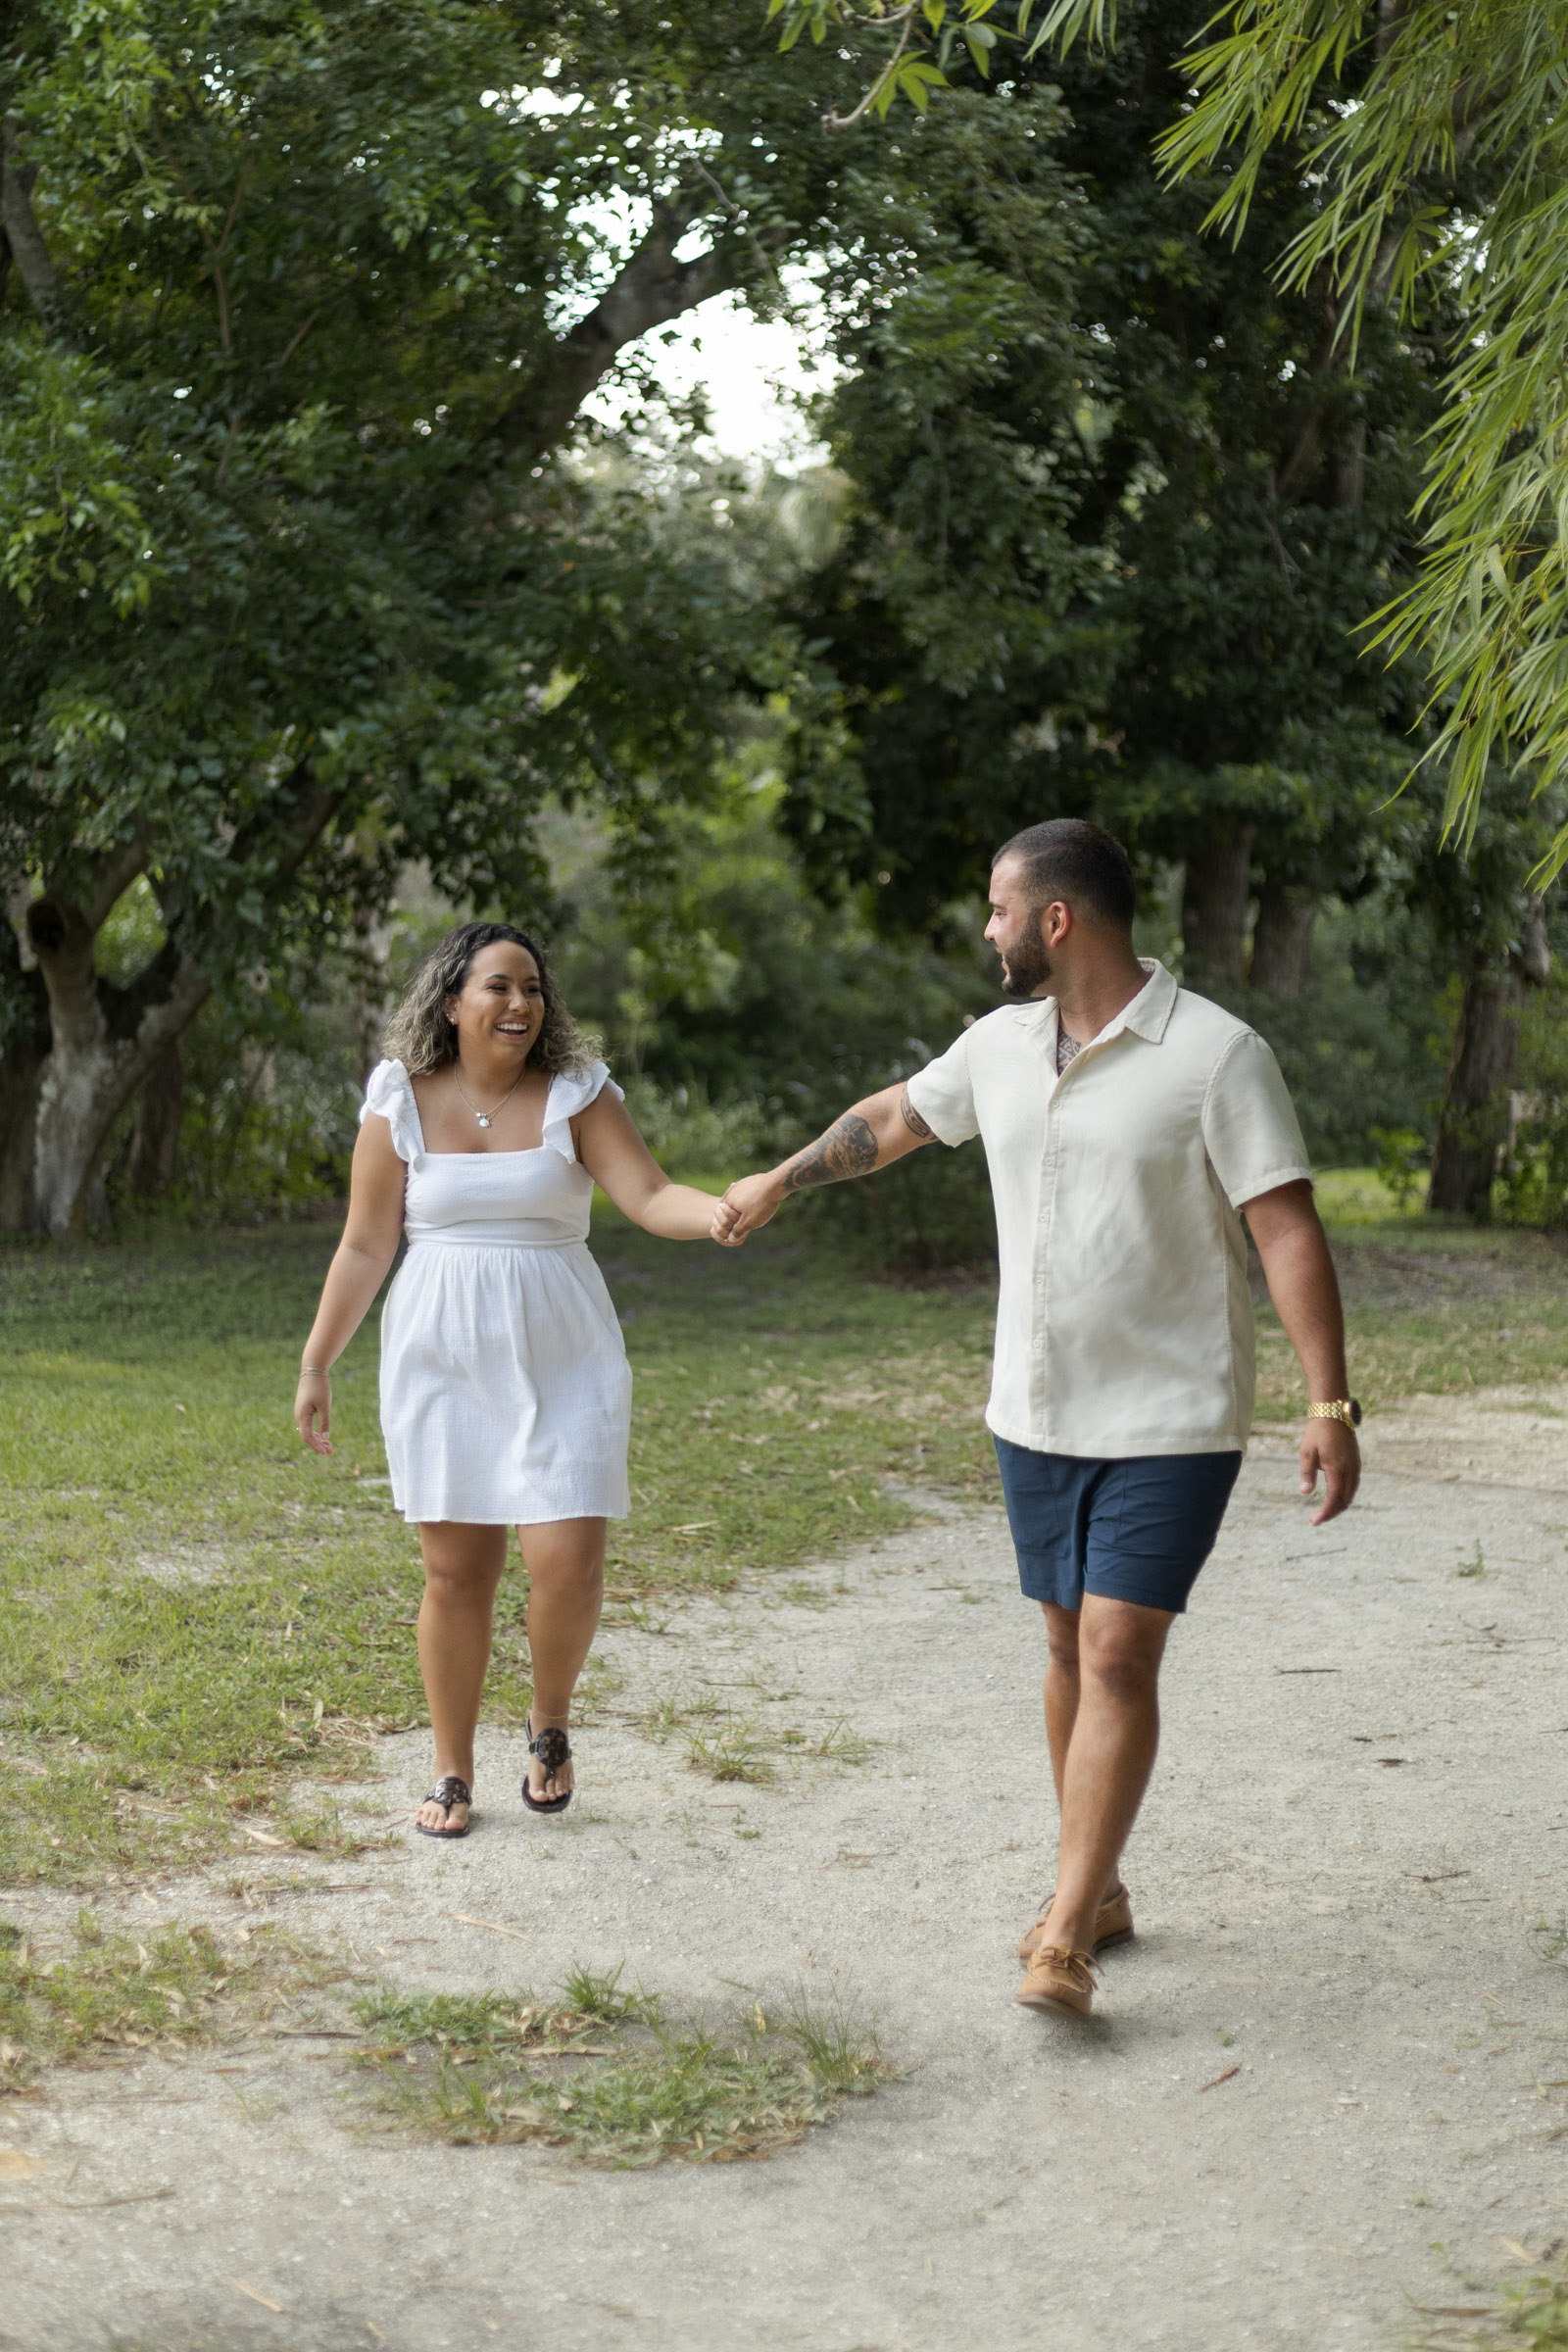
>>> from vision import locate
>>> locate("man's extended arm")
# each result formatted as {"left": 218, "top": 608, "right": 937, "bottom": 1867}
{"left": 715, "top": 1083, "right": 934, "bottom": 1239}
{"left": 1244, "top": 1179, "right": 1360, "bottom": 1526}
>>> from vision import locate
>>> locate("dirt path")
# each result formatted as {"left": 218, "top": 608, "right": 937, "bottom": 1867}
{"left": 5, "top": 1392, "right": 1568, "bottom": 2352}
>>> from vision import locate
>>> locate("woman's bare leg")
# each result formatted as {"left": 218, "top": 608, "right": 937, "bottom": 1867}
{"left": 414, "top": 1521, "right": 508, "bottom": 1832}
{"left": 518, "top": 1516, "right": 608, "bottom": 1802}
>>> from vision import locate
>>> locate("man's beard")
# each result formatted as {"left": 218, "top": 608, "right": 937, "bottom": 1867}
{"left": 1000, "top": 924, "right": 1053, "bottom": 1000}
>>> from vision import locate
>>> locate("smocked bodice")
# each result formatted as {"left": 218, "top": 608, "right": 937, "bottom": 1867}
{"left": 360, "top": 1057, "right": 622, "bottom": 1250}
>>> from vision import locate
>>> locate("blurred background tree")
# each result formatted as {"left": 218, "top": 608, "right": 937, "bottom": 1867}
{"left": 0, "top": 0, "right": 906, "bottom": 1234}
{"left": 771, "top": 0, "right": 1561, "bottom": 1224}
{"left": 3, "top": 0, "right": 1562, "bottom": 1252}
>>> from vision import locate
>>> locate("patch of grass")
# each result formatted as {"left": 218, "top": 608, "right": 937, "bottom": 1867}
{"left": 0, "top": 1909, "right": 345, "bottom": 2092}
{"left": 775, "top": 1578, "right": 835, "bottom": 1610}
{"left": 0, "top": 1218, "right": 992, "bottom": 1886}
{"left": 558, "top": 1961, "right": 656, "bottom": 2023}
{"left": 1411, "top": 2260, "right": 1568, "bottom": 2349}
{"left": 633, "top": 1688, "right": 871, "bottom": 1785}
{"left": 801, "top": 1717, "right": 873, "bottom": 1765}
{"left": 687, "top": 1720, "right": 776, "bottom": 1785}
{"left": 1529, "top": 1911, "right": 1568, "bottom": 1963}
{"left": 1250, "top": 1211, "right": 1568, "bottom": 1421}
{"left": 350, "top": 1974, "right": 894, "bottom": 2168}
{"left": 352, "top": 1987, "right": 586, "bottom": 2057}
{"left": 270, "top": 1795, "right": 392, "bottom": 1856}
{"left": 635, "top": 1690, "right": 724, "bottom": 1742}
{"left": 6, "top": 1200, "right": 1564, "bottom": 1888}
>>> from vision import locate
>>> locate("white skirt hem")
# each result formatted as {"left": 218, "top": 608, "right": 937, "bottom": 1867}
{"left": 393, "top": 1492, "right": 630, "bottom": 1529}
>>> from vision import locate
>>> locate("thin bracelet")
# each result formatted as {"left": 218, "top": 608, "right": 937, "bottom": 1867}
{"left": 300, "top": 1364, "right": 331, "bottom": 1376}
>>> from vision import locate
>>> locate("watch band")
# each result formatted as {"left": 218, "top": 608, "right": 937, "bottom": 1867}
{"left": 1308, "top": 1398, "right": 1361, "bottom": 1428}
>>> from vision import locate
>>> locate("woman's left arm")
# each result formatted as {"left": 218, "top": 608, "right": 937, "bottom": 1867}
{"left": 574, "top": 1091, "right": 740, "bottom": 1243}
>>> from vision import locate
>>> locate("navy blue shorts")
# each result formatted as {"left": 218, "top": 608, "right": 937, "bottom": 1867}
{"left": 994, "top": 1438, "right": 1242, "bottom": 1615}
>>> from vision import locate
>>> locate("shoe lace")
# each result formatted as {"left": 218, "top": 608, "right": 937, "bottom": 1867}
{"left": 1033, "top": 1945, "right": 1098, "bottom": 1991}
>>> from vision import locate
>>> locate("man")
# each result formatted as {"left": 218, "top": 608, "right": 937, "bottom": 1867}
{"left": 715, "top": 818, "right": 1359, "bottom": 2023}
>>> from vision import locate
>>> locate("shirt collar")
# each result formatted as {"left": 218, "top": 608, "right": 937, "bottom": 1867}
{"left": 1118, "top": 957, "right": 1178, "bottom": 1044}
{"left": 1028, "top": 957, "right": 1177, "bottom": 1050}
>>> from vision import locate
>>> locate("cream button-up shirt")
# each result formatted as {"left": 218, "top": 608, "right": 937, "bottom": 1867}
{"left": 904, "top": 959, "right": 1312, "bottom": 1459}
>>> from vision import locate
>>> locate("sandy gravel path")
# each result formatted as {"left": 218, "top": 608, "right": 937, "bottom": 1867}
{"left": 4, "top": 1391, "right": 1568, "bottom": 2352}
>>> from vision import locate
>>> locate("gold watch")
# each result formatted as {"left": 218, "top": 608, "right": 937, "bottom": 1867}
{"left": 1308, "top": 1398, "right": 1361, "bottom": 1428}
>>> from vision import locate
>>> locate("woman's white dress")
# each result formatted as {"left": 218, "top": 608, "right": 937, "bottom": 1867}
{"left": 361, "top": 1057, "right": 632, "bottom": 1527}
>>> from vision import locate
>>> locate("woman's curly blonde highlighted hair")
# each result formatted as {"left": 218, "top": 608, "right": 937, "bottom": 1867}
{"left": 382, "top": 922, "right": 593, "bottom": 1079}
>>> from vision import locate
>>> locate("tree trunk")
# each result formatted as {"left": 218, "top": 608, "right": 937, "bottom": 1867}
{"left": 1429, "top": 905, "right": 1552, "bottom": 1219}
{"left": 0, "top": 920, "right": 50, "bottom": 1231}
{"left": 1249, "top": 880, "right": 1316, "bottom": 998}
{"left": 1181, "top": 825, "right": 1255, "bottom": 992}
{"left": 1428, "top": 964, "right": 1523, "bottom": 1216}
{"left": 127, "top": 1039, "right": 185, "bottom": 1200}
{"left": 23, "top": 893, "right": 210, "bottom": 1236}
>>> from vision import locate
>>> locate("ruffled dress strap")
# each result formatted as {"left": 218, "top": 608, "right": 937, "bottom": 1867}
{"left": 360, "top": 1057, "right": 424, "bottom": 1165}
{"left": 542, "top": 1059, "right": 622, "bottom": 1163}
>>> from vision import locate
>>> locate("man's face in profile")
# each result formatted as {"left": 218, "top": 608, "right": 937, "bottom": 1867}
{"left": 985, "top": 858, "right": 1054, "bottom": 999}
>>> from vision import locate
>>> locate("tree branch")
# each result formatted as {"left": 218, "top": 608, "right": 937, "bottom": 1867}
{"left": 221, "top": 759, "right": 343, "bottom": 890}
{"left": 83, "top": 839, "right": 152, "bottom": 934}
{"left": 486, "top": 196, "right": 742, "bottom": 467}
{"left": 0, "top": 115, "right": 76, "bottom": 347}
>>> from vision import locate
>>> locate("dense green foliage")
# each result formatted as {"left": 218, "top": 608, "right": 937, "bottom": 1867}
{"left": 0, "top": 0, "right": 942, "bottom": 1232}
{"left": 6, "top": 0, "right": 1560, "bottom": 1237}
{"left": 770, "top": 0, "right": 1568, "bottom": 879}
{"left": 756, "top": 0, "right": 1560, "bottom": 1208}
{"left": 777, "top": 7, "right": 1434, "bottom": 930}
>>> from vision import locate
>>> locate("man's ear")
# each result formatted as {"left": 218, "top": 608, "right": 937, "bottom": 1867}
{"left": 1043, "top": 899, "right": 1073, "bottom": 947}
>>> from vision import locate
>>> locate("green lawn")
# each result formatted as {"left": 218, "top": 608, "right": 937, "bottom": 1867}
{"left": 0, "top": 1206, "right": 995, "bottom": 1888}
{"left": 1, "top": 1178, "right": 1563, "bottom": 1892}
{"left": 1255, "top": 1178, "right": 1568, "bottom": 1419}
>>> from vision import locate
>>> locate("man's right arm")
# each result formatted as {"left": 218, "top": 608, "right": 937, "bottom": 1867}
{"left": 715, "top": 1083, "right": 934, "bottom": 1240}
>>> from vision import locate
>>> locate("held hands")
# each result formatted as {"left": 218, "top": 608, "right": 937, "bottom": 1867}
{"left": 1299, "top": 1416, "right": 1358, "bottom": 1525}
{"left": 295, "top": 1372, "right": 333, "bottom": 1455}
{"left": 710, "top": 1172, "right": 784, "bottom": 1246}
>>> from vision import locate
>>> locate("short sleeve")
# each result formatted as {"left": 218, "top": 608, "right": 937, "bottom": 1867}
{"left": 542, "top": 1059, "right": 623, "bottom": 1162}
{"left": 904, "top": 1031, "right": 980, "bottom": 1149}
{"left": 1200, "top": 1030, "right": 1312, "bottom": 1209}
{"left": 361, "top": 1058, "right": 422, "bottom": 1165}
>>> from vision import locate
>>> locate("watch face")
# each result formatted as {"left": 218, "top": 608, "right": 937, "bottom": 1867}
{"left": 1350, "top": 1398, "right": 1363, "bottom": 1427}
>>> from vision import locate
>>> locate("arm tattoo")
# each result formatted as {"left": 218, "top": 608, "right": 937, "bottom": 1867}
{"left": 899, "top": 1084, "right": 933, "bottom": 1140}
{"left": 780, "top": 1110, "right": 881, "bottom": 1195}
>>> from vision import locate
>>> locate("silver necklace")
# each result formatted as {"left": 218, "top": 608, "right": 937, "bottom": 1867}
{"left": 452, "top": 1062, "right": 528, "bottom": 1130}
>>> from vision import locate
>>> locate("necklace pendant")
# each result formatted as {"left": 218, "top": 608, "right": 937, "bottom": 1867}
{"left": 477, "top": 1113, "right": 491, "bottom": 1129}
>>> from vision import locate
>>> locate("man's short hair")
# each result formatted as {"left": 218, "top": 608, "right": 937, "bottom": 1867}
{"left": 993, "top": 819, "right": 1136, "bottom": 931}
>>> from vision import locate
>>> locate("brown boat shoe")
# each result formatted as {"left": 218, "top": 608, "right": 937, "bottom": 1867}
{"left": 1016, "top": 1882, "right": 1133, "bottom": 1967}
{"left": 1015, "top": 1942, "right": 1098, "bottom": 2019}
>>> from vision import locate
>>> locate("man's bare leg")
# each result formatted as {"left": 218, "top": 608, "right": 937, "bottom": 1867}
{"left": 1036, "top": 1595, "right": 1173, "bottom": 1953}
{"left": 1042, "top": 1601, "right": 1080, "bottom": 1806}
{"left": 1041, "top": 1602, "right": 1127, "bottom": 1913}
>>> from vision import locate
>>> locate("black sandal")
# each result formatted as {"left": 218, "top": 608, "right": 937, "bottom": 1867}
{"left": 415, "top": 1775, "right": 472, "bottom": 1838}
{"left": 521, "top": 1718, "right": 572, "bottom": 1814}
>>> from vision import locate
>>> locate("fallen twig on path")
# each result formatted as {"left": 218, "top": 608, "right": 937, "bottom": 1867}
{"left": 233, "top": 2280, "right": 284, "bottom": 2312}
{"left": 444, "top": 1912, "right": 530, "bottom": 1943}
{"left": 52, "top": 2185, "right": 174, "bottom": 2211}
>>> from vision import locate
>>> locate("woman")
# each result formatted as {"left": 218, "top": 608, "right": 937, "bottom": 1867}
{"left": 294, "top": 920, "right": 733, "bottom": 1836}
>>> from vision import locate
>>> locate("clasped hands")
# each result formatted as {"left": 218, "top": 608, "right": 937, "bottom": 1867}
{"left": 708, "top": 1170, "right": 783, "bottom": 1247}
